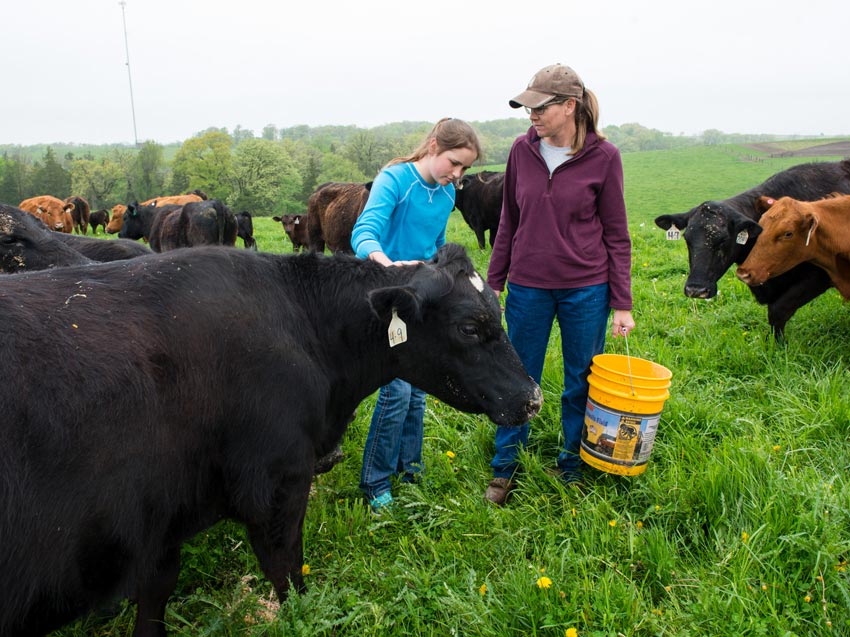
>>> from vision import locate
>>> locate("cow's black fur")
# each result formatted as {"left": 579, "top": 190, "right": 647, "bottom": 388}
{"left": 149, "top": 199, "right": 238, "bottom": 252}
{"left": 654, "top": 160, "right": 850, "bottom": 339}
{"left": 1, "top": 203, "right": 93, "bottom": 273}
{"left": 235, "top": 210, "right": 257, "bottom": 250}
{"left": 454, "top": 171, "right": 505, "bottom": 249}
{"left": 0, "top": 243, "right": 541, "bottom": 636}
{"left": 55, "top": 232, "right": 153, "bottom": 261}
{"left": 118, "top": 201, "right": 181, "bottom": 244}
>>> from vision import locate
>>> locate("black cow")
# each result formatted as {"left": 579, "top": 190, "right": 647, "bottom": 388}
{"left": 0, "top": 243, "right": 541, "bottom": 637}
{"left": 148, "top": 199, "right": 238, "bottom": 253}
{"left": 236, "top": 210, "right": 257, "bottom": 250}
{"left": 55, "top": 232, "right": 153, "bottom": 261}
{"left": 89, "top": 208, "right": 110, "bottom": 234}
{"left": 118, "top": 201, "right": 182, "bottom": 243}
{"left": 654, "top": 160, "right": 850, "bottom": 339}
{"left": 0, "top": 203, "right": 93, "bottom": 273}
{"left": 454, "top": 171, "right": 505, "bottom": 249}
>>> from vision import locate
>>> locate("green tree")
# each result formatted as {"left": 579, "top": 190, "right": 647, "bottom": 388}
{"left": 229, "top": 138, "right": 302, "bottom": 216}
{"left": 130, "top": 141, "right": 167, "bottom": 201}
{"left": 0, "top": 154, "right": 30, "bottom": 204}
{"left": 168, "top": 130, "right": 234, "bottom": 201}
{"left": 261, "top": 125, "right": 278, "bottom": 141}
{"left": 30, "top": 147, "right": 71, "bottom": 197}
{"left": 70, "top": 158, "right": 125, "bottom": 209}
{"left": 316, "top": 153, "right": 368, "bottom": 185}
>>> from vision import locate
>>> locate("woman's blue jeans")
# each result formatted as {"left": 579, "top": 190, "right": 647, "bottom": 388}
{"left": 359, "top": 378, "right": 426, "bottom": 500}
{"left": 491, "top": 282, "right": 609, "bottom": 480}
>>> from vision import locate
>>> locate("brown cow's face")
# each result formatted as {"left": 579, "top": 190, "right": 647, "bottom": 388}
{"left": 35, "top": 201, "right": 73, "bottom": 232}
{"left": 107, "top": 205, "right": 126, "bottom": 234}
{"left": 736, "top": 198, "right": 815, "bottom": 286}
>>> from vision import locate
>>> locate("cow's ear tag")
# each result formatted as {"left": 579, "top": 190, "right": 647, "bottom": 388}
{"left": 666, "top": 225, "right": 680, "bottom": 241}
{"left": 388, "top": 308, "right": 408, "bottom": 348}
{"left": 736, "top": 230, "right": 749, "bottom": 245}
{"left": 294, "top": 217, "right": 300, "bottom": 224}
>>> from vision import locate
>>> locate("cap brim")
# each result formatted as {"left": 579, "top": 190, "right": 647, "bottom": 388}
{"left": 508, "top": 89, "right": 556, "bottom": 109}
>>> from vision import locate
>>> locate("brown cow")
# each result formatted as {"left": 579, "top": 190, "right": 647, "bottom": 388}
{"left": 64, "top": 196, "right": 91, "bottom": 234}
{"left": 736, "top": 194, "right": 850, "bottom": 299}
{"left": 19, "top": 195, "right": 74, "bottom": 233}
{"left": 306, "top": 181, "right": 371, "bottom": 253}
{"left": 89, "top": 208, "right": 110, "bottom": 234}
{"left": 106, "top": 194, "right": 203, "bottom": 234}
{"left": 273, "top": 213, "right": 309, "bottom": 252}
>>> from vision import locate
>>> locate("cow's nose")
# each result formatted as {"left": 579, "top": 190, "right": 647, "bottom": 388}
{"left": 683, "top": 283, "right": 714, "bottom": 299}
{"left": 736, "top": 267, "right": 753, "bottom": 284}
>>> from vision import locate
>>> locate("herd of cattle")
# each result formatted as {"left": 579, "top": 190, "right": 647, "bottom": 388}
{"left": 2, "top": 158, "right": 850, "bottom": 635}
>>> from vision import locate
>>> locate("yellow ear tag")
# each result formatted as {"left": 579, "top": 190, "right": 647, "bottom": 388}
{"left": 388, "top": 308, "right": 408, "bottom": 348}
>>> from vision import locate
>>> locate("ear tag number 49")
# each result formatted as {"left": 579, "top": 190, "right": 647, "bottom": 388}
{"left": 388, "top": 308, "right": 408, "bottom": 347}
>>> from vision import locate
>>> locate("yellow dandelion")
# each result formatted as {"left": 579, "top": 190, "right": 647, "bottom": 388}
{"left": 539, "top": 567, "right": 546, "bottom": 573}
{"left": 805, "top": 595, "right": 812, "bottom": 603}
{"left": 636, "top": 520, "right": 644, "bottom": 529}
{"left": 571, "top": 508, "right": 577, "bottom": 517}
{"left": 301, "top": 564, "right": 310, "bottom": 576}
{"left": 761, "top": 583, "right": 767, "bottom": 591}
{"left": 559, "top": 591, "right": 566, "bottom": 599}
{"left": 566, "top": 628, "right": 579, "bottom": 637}
{"left": 609, "top": 519, "right": 617, "bottom": 528}
{"left": 536, "top": 576, "right": 553, "bottom": 589}
{"left": 664, "top": 586, "right": 671, "bottom": 593}
{"left": 655, "top": 504, "right": 661, "bottom": 512}
{"left": 772, "top": 445, "right": 781, "bottom": 452}
{"left": 445, "top": 450, "right": 456, "bottom": 459}
{"left": 741, "top": 532, "right": 749, "bottom": 543}
{"left": 479, "top": 583, "right": 487, "bottom": 596}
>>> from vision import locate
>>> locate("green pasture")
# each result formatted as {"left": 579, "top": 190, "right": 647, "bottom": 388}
{"left": 59, "top": 144, "right": 849, "bottom": 637}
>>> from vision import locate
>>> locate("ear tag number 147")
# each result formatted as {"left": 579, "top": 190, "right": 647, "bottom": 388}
{"left": 388, "top": 308, "right": 408, "bottom": 348}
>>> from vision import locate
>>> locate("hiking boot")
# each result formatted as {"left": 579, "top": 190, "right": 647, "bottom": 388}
{"left": 484, "top": 477, "right": 516, "bottom": 506}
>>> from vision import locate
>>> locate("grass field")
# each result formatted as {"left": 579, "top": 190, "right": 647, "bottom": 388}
{"left": 57, "top": 144, "right": 850, "bottom": 637}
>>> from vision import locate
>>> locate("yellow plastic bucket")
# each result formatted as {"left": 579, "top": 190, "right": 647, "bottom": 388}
{"left": 581, "top": 353, "right": 672, "bottom": 476}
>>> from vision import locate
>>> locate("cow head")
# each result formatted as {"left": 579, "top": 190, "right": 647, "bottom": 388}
{"left": 107, "top": 205, "right": 127, "bottom": 234}
{"left": 118, "top": 201, "right": 150, "bottom": 241}
{"left": 655, "top": 201, "right": 761, "bottom": 298}
{"left": 736, "top": 197, "right": 816, "bottom": 286}
{"left": 367, "top": 244, "right": 542, "bottom": 426}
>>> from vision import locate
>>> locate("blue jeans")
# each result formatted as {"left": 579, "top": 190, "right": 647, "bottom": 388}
{"left": 491, "top": 282, "right": 609, "bottom": 480}
{"left": 359, "top": 378, "right": 426, "bottom": 500}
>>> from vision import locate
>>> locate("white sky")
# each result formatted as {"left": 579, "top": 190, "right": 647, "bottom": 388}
{"left": 3, "top": 0, "right": 848, "bottom": 146}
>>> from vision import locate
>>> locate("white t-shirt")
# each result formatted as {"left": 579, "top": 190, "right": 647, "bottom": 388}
{"left": 540, "top": 140, "right": 573, "bottom": 175}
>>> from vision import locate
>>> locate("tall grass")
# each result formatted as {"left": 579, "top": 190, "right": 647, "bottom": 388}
{"left": 57, "top": 144, "right": 849, "bottom": 636}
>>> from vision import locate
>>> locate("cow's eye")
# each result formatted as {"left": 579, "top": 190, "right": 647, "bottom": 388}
{"left": 1, "top": 235, "right": 18, "bottom": 245}
{"left": 783, "top": 231, "right": 793, "bottom": 239}
{"left": 458, "top": 324, "right": 479, "bottom": 338}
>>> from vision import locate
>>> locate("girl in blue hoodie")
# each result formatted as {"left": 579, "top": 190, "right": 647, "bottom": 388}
{"left": 351, "top": 118, "right": 481, "bottom": 511}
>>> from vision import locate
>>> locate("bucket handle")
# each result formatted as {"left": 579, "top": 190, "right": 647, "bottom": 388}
{"left": 621, "top": 327, "right": 636, "bottom": 396}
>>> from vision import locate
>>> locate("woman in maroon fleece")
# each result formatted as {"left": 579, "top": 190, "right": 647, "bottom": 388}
{"left": 484, "top": 63, "right": 636, "bottom": 505}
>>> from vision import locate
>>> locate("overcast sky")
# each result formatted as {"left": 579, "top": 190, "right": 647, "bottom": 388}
{"left": 3, "top": 0, "right": 848, "bottom": 146}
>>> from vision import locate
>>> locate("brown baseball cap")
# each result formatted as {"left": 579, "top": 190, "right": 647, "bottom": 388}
{"left": 509, "top": 64, "right": 585, "bottom": 109}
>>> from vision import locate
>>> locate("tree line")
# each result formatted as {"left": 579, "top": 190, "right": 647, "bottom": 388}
{"left": 0, "top": 120, "right": 798, "bottom": 216}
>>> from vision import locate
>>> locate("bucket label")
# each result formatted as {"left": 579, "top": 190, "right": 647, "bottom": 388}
{"left": 581, "top": 397, "right": 660, "bottom": 473}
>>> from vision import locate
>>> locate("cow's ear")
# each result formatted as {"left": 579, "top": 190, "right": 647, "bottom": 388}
{"left": 735, "top": 218, "right": 762, "bottom": 243}
{"left": 755, "top": 196, "right": 776, "bottom": 214}
{"left": 65, "top": 203, "right": 75, "bottom": 213}
{"left": 654, "top": 211, "right": 690, "bottom": 230}
{"left": 368, "top": 286, "right": 421, "bottom": 324}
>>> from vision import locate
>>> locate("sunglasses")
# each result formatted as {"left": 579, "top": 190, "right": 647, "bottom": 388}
{"left": 524, "top": 99, "right": 569, "bottom": 116}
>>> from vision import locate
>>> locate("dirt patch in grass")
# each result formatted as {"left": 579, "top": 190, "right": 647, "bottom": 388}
{"left": 742, "top": 141, "right": 850, "bottom": 157}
